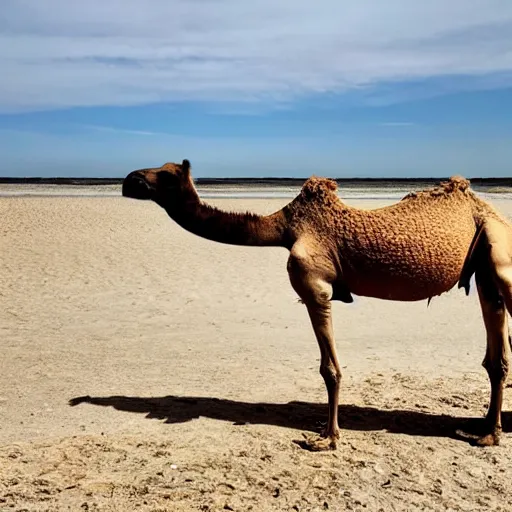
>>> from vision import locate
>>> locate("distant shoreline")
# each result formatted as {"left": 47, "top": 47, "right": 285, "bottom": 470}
{"left": 2, "top": 176, "right": 512, "bottom": 188}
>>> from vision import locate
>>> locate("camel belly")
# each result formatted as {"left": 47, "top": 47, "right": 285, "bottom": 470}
{"left": 340, "top": 228, "right": 475, "bottom": 302}
{"left": 344, "top": 268, "right": 461, "bottom": 301}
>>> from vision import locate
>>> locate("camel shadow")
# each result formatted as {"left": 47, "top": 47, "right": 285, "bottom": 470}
{"left": 69, "top": 394, "right": 511, "bottom": 443}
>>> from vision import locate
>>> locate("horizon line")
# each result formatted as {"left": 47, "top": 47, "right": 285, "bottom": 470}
{"left": 2, "top": 176, "right": 512, "bottom": 184}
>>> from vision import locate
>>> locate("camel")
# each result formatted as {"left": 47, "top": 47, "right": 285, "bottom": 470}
{"left": 122, "top": 159, "right": 511, "bottom": 451}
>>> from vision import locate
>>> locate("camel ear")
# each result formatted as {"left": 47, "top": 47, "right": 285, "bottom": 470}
{"left": 181, "top": 159, "right": 191, "bottom": 178}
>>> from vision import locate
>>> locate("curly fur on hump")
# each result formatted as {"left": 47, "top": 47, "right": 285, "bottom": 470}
{"left": 301, "top": 176, "right": 338, "bottom": 199}
{"left": 441, "top": 175, "right": 471, "bottom": 192}
{"left": 402, "top": 175, "right": 471, "bottom": 201}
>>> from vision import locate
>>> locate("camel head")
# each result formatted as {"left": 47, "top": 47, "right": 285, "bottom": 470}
{"left": 122, "top": 159, "right": 192, "bottom": 207}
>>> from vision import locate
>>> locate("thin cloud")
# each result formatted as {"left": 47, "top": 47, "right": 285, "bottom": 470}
{"left": 79, "top": 124, "right": 158, "bottom": 136}
{"left": 1, "top": 0, "right": 512, "bottom": 113}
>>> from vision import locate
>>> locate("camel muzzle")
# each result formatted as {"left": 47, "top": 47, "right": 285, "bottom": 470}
{"left": 122, "top": 172, "right": 153, "bottom": 200}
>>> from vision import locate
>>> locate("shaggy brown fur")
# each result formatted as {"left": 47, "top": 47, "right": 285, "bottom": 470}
{"left": 123, "top": 160, "right": 511, "bottom": 451}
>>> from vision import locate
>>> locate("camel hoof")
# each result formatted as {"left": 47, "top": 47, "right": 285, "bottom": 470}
{"left": 454, "top": 421, "right": 502, "bottom": 447}
{"left": 474, "top": 431, "right": 501, "bottom": 447}
{"left": 455, "top": 429, "right": 501, "bottom": 446}
{"left": 294, "top": 433, "right": 338, "bottom": 451}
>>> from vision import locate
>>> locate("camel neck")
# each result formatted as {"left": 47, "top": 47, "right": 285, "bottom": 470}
{"left": 164, "top": 187, "right": 289, "bottom": 248}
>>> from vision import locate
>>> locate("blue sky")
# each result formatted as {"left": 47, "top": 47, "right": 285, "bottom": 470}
{"left": 1, "top": 1, "right": 512, "bottom": 178}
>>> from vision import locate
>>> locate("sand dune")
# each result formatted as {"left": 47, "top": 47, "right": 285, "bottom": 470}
{"left": 1, "top": 191, "right": 511, "bottom": 511}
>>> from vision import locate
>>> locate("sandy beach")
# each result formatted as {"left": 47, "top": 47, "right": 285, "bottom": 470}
{"left": 1, "top": 189, "right": 511, "bottom": 511}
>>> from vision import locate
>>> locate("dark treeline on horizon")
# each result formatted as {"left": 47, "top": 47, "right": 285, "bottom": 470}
{"left": 1, "top": 176, "right": 512, "bottom": 188}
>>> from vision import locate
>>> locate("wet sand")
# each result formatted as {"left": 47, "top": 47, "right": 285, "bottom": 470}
{"left": 1, "top": 191, "right": 511, "bottom": 511}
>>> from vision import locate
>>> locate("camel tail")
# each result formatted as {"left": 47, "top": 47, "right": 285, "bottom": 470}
{"left": 458, "top": 218, "right": 512, "bottom": 296}
{"left": 458, "top": 223, "right": 486, "bottom": 295}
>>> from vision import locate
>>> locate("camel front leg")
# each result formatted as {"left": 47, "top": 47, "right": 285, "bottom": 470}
{"left": 475, "top": 272, "right": 510, "bottom": 446}
{"left": 287, "top": 247, "right": 341, "bottom": 451}
{"left": 303, "top": 300, "right": 342, "bottom": 451}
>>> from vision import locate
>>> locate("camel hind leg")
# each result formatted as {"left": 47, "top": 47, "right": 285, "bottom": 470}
{"left": 469, "top": 218, "right": 512, "bottom": 446}
{"left": 475, "top": 268, "right": 510, "bottom": 446}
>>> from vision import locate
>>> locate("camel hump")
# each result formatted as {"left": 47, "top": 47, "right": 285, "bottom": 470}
{"left": 443, "top": 175, "right": 471, "bottom": 193}
{"left": 402, "top": 175, "right": 471, "bottom": 201}
{"left": 301, "top": 176, "right": 338, "bottom": 199}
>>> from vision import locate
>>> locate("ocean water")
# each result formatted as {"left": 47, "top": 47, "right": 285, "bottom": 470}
{"left": 1, "top": 183, "right": 511, "bottom": 201}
